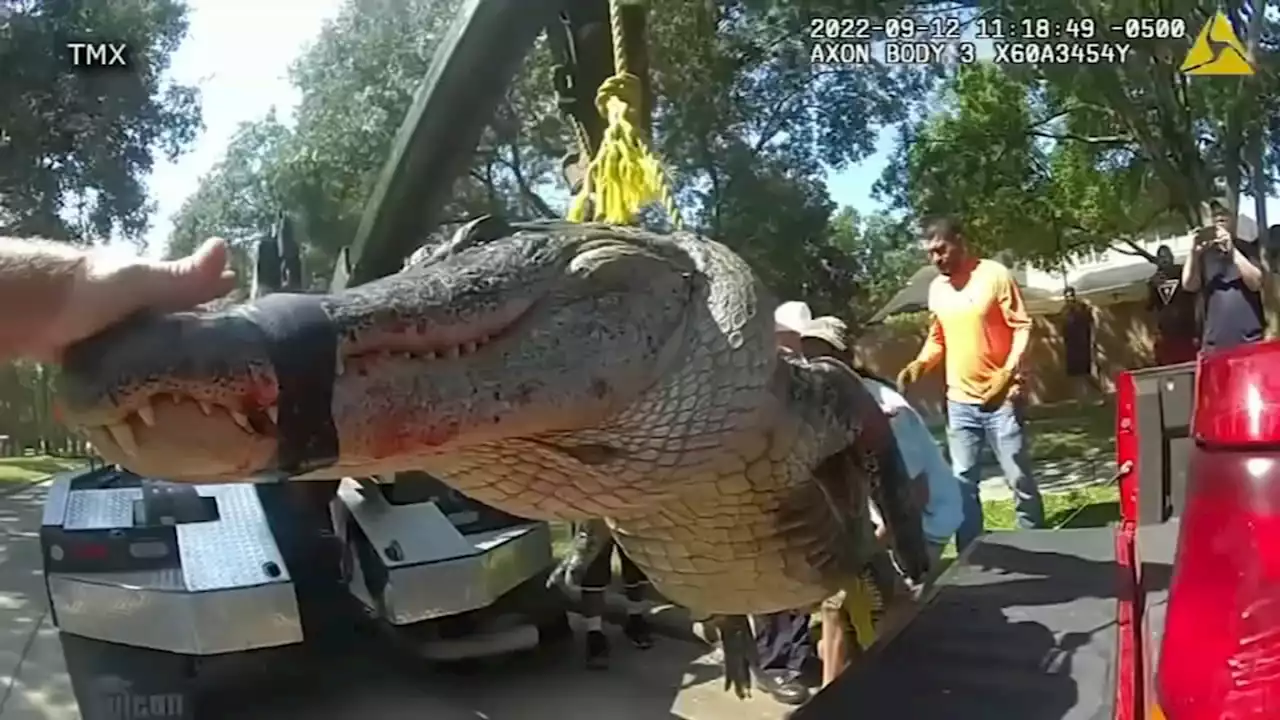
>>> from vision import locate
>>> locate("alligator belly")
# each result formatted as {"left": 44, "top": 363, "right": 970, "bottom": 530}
{"left": 610, "top": 493, "right": 843, "bottom": 615}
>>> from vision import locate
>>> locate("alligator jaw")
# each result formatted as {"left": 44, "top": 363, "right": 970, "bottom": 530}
{"left": 58, "top": 225, "right": 699, "bottom": 482}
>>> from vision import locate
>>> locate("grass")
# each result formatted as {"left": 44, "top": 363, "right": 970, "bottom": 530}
{"left": 1023, "top": 399, "right": 1116, "bottom": 462}
{"left": 929, "top": 398, "right": 1116, "bottom": 463}
{"left": 0, "top": 455, "right": 87, "bottom": 484}
{"left": 986, "top": 482, "right": 1120, "bottom": 531}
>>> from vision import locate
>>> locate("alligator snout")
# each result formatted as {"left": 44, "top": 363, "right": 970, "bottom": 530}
{"left": 55, "top": 222, "right": 702, "bottom": 484}
{"left": 59, "top": 309, "right": 283, "bottom": 479}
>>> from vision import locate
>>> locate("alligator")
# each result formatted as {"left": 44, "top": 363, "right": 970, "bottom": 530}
{"left": 57, "top": 217, "right": 929, "bottom": 689}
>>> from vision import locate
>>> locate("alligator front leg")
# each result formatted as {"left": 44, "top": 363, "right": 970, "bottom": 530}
{"left": 713, "top": 614, "right": 761, "bottom": 699}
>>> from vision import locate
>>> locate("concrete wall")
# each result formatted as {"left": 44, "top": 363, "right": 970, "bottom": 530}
{"left": 853, "top": 295, "right": 1158, "bottom": 421}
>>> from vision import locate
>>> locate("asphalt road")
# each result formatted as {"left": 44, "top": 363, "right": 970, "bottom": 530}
{"left": 0, "top": 482, "right": 794, "bottom": 720}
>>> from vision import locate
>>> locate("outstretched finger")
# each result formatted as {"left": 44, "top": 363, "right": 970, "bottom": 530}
{"left": 138, "top": 237, "right": 237, "bottom": 314}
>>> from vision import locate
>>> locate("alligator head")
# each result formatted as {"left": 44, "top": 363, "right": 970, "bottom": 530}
{"left": 57, "top": 219, "right": 777, "bottom": 517}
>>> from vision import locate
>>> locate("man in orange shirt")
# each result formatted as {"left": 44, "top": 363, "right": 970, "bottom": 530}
{"left": 897, "top": 216, "right": 1044, "bottom": 550}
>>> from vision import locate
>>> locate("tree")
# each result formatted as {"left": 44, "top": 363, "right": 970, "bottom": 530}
{"left": 876, "top": 1, "right": 1278, "bottom": 272}
{"left": 168, "top": 0, "right": 565, "bottom": 287}
{"left": 167, "top": 112, "right": 294, "bottom": 286}
{"left": 645, "top": 0, "right": 934, "bottom": 312}
{"left": 166, "top": 0, "right": 936, "bottom": 311}
{"left": 0, "top": 0, "right": 201, "bottom": 245}
{"left": 826, "top": 208, "right": 921, "bottom": 328}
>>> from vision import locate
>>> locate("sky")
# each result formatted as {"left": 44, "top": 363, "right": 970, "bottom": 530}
{"left": 116, "top": 1, "right": 1279, "bottom": 264}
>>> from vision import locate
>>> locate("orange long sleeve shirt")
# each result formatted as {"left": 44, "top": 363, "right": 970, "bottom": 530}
{"left": 915, "top": 259, "right": 1032, "bottom": 404}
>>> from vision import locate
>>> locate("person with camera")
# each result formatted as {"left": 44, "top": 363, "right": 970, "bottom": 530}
{"left": 1180, "top": 199, "right": 1266, "bottom": 352}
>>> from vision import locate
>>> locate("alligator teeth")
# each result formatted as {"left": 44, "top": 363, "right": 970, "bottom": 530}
{"left": 135, "top": 405, "right": 156, "bottom": 427}
{"left": 445, "top": 346, "right": 460, "bottom": 359}
{"left": 424, "top": 351, "right": 437, "bottom": 360}
{"left": 230, "top": 410, "right": 253, "bottom": 433}
{"left": 335, "top": 354, "right": 345, "bottom": 376}
{"left": 266, "top": 406, "right": 279, "bottom": 424}
{"left": 197, "top": 401, "right": 213, "bottom": 416}
{"left": 106, "top": 422, "right": 138, "bottom": 457}
{"left": 462, "top": 341, "right": 478, "bottom": 354}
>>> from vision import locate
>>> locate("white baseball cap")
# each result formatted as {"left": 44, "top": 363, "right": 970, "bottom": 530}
{"left": 774, "top": 301, "right": 848, "bottom": 351}
{"left": 774, "top": 301, "right": 814, "bottom": 334}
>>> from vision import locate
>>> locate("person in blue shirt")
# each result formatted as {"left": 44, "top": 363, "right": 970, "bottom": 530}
{"left": 782, "top": 308, "right": 961, "bottom": 569}
{"left": 771, "top": 302, "right": 964, "bottom": 688}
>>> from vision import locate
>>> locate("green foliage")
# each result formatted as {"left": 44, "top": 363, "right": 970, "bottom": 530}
{"left": 646, "top": 0, "right": 934, "bottom": 313}
{"left": 167, "top": 113, "right": 293, "bottom": 278}
{"left": 166, "top": 0, "right": 932, "bottom": 307}
{"left": 825, "top": 207, "right": 921, "bottom": 326}
{"left": 877, "top": 0, "right": 1279, "bottom": 268}
{"left": 0, "top": 0, "right": 202, "bottom": 245}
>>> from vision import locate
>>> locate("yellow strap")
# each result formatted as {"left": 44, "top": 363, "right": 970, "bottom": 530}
{"left": 844, "top": 574, "right": 881, "bottom": 651}
{"left": 566, "top": 0, "right": 681, "bottom": 229}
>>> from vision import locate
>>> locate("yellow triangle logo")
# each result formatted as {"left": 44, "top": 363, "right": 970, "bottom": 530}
{"left": 1181, "top": 11, "right": 1255, "bottom": 76}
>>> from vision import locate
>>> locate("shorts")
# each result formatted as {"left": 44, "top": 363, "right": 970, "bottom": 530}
{"left": 820, "top": 552, "right": 902, "bottom": 621}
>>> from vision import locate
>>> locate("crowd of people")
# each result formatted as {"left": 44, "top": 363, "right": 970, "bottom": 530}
{"left": 1062, "top": 199, "right": 1271, "bottom": 382}
{"left": 594, "top": 204, "right": 1278, "bottom": 707}
{"left": 0, "top": 203, "right": 1276, "bottom": 710}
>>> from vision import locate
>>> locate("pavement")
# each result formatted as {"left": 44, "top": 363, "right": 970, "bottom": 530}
{"left": 0, "top": 481, "right": 797, "bottom": 720}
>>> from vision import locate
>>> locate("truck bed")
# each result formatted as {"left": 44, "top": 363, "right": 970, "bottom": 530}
{"left": 1136, "top": 521, "right": 1177, "bottom": 717}
{"left": 794, "top": 528, "right": 1126, "bottom": 720}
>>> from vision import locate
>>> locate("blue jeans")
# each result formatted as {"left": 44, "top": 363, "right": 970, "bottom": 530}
{"left": 947, "top": 400, "right": 1045, "bottom": 550}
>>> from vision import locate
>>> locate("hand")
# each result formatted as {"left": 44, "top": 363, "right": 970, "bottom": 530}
{"left": 1192, "top": 226, "right": 1215, "bottom": 255}
{"left": 896, "top": 360, "right": 926, "bottom": 393}
{"left": 879, "top": 392, "right": 911, "bottom": 418}
{"left": 33, "top": 238, "right": 236, "bottom": 363}
{"left": 979, "top": 368, "right": 1015, "bottom": 411}
{"left": 869, "top": 500, "right": 889, "bottom": 544}
{"left": 1214, "top": 227, "right": 1233, "bottom": 251}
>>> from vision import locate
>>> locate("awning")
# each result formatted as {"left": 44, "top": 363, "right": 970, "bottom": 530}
{"left": 867, "top": 265, "right": 1058, "bottom": 323}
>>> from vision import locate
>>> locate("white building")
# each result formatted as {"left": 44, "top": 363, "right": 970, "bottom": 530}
{"left": 870, "top": 214, "right": 1261, "bottom": 322}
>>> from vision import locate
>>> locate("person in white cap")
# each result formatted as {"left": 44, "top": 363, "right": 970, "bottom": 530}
{"left": 738, "top": 300, "right": 830, "bottom": 706}
{"left": 773, "top": 300, "right": 964, "bottom": 687}
{"left": 786, "top": 310, "right": 962, "bottom": 563}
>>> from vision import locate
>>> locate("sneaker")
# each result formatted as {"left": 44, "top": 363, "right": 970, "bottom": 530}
{"left": 624, "top": 613, "right": 654, "bottom": 650}
{"left": 585, "top": 629, "right": 610, "bottom": 670}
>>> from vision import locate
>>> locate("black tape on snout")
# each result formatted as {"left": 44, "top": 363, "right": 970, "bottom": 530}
{"left": 240, "top": 294, "right": 339, "bottom": 477}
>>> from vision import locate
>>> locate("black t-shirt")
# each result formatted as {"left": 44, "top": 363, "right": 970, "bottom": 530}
{"left": 1148, "top": 267, "right": 1198, "bottom": 340}
{"left": 1200, "top": 239, "right": 1265, "bottom": 350}
{"left": 1063, "top": 304, "right": 1092, "bottom": 351}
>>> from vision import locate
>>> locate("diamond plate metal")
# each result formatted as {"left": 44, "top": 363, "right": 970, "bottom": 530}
{"left": 48, "top": 482, "right": 302, "bottom": 654}
{"left": 178, "top": 485, "right": 290, "bottom": 590}
{"left": 63, "top": 487, "right": 140, "bottom": 530}
{"left": 41, "top": 475, "right": 72, "bottom": 527}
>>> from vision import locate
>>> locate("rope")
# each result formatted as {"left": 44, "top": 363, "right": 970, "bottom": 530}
{"left": 1049, "top": 459, "right": 1132, "bottom": 530}
{"left": 566, "top": 0, "right": 682, "bottom": 229}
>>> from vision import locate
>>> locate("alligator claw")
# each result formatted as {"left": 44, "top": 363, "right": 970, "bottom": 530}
{"left": 713, "top": 615, "right": 760, "bottom": 699}
{"left": 547, "top": 519, "right": 612, "bottom": 590}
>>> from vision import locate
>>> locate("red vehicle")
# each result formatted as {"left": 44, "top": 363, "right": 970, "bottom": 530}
{"left": 798, "top": 342, "right": 1280, "bottom": 720}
